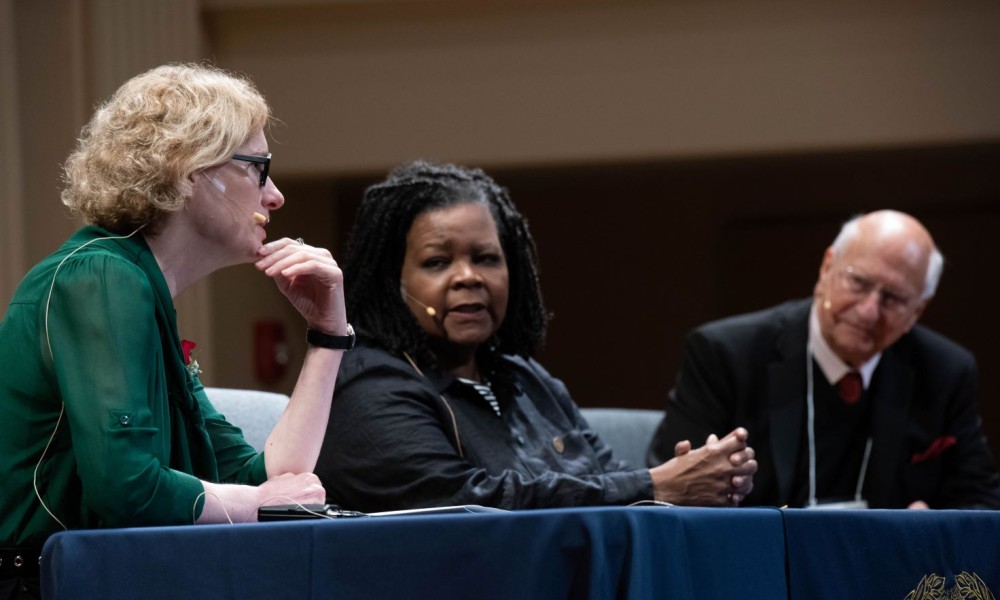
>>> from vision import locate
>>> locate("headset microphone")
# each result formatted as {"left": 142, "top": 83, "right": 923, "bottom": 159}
{"left": 203, "top": 174, "right": 269, "bottom": 225}
{"left": 403, "top": 291, "right": 437, "bottom": 318}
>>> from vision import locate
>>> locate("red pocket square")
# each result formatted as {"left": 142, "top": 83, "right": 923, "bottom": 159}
{"left": 910, "top": 435, "right": 957, "bottom": 464}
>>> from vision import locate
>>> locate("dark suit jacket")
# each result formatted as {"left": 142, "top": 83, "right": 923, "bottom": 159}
{"left": 647, "top": 299, "right": 1000, "bottom": 509}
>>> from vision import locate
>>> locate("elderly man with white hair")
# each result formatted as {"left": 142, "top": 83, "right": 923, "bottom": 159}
{"left": 648, "top": 210, "right": 1000, "bottom": 509}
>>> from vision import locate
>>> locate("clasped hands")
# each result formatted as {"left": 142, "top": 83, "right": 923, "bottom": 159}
{"left": 649, "top": 427, "right": 757, "bottom": 507}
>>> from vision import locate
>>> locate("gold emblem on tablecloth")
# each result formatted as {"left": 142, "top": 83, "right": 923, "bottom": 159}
{"left": 904, "top": 572, "right": 995, "bottom": 600}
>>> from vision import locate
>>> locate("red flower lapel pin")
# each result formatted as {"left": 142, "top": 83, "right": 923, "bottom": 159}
{"left": 181, "top": 339, "right": 202, "bottom": 376}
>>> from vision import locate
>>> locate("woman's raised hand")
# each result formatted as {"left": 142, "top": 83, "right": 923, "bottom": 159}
{"left": 255, "top": 238, "right": 348, "bottom": 334}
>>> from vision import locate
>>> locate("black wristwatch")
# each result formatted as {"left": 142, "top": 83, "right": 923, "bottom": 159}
{"left": 306, "top": 324, "right": 356, "bottom": 350}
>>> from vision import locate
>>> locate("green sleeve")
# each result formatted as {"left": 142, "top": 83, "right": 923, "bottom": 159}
{"left": 191, "top": 378, "right": 268, "bottom": 486}
{"left": 47, "top": 255, "right": 204, "bottom": 526}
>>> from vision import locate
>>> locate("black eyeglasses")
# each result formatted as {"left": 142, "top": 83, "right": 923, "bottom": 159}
{"left": 232, "top": 152, "right": 271, "bottom": 187}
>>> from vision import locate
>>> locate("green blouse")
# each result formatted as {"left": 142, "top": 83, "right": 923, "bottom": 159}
{"left": 0, "top": 227, "right": 266, "bottom": 547}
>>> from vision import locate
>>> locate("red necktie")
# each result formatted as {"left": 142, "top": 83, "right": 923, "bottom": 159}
{"left": 837, "top": 371, "right": 863, "bottom": 404}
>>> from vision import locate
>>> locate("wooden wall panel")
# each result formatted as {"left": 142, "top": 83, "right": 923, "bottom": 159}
{"left": 323, "top": 142, "right": 1000, "bottom": 457}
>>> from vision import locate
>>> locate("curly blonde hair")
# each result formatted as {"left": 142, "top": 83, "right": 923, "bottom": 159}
{"left": 61, "top": 63, "right": 271, "bottom": 233}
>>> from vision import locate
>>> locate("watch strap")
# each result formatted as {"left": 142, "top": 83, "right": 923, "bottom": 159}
{"left": 306, "top": 324, "right": 356, "bottom": 350}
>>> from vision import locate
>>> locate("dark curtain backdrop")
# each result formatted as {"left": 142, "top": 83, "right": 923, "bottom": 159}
{"left": 285, "top": 142, "right": 1000, "bottom": 458}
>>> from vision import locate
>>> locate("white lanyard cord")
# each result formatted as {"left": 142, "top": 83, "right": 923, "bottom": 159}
{"left": 805, "top": 348, "right": 872, "bottom": 507}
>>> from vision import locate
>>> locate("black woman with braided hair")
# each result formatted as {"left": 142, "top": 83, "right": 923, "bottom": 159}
{"left": 314, "top": 161, "right": 756, "bottom": 511}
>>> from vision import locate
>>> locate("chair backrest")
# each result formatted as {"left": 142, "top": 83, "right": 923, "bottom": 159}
{"left": 203, "top": 388, "right": 663, "bottom": 467}
{"left": 579, "top": 407, "right": 663, "bottom": 469}
{"left": 204, "top": 387, "right": 290, "bottom": 452}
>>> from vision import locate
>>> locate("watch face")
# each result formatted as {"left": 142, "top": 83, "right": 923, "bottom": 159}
{"left": 342, "top": 323, "right": 356, "bottom": 349}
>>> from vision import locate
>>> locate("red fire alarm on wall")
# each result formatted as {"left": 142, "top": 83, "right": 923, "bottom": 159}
{"left": 253, "top": 319, "right": 289, "bottom": 384}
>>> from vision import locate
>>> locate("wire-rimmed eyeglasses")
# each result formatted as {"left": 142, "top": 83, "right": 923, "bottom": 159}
{"left": 836, "top": 265, "right": 919, "bottom": 317}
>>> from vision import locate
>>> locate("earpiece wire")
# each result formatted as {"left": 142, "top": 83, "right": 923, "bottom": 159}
{"left": 403, "top": 352, "right": 464, "bottom": 458}
{"left": 35, "top": 225, "right": 146, "bottom": 531}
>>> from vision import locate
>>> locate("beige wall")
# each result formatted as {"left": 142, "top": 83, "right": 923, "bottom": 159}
{"left": 4, "top": 0, "right": 1000, "bottom": 392}
{"left": 1, "top": 0, "right": 26, "bottom": 298}
{"left": 207, "top": 0, "right": 1000, "bottom": 174}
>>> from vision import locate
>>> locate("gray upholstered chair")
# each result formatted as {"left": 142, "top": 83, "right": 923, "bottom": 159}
{"left": 204, "top": 387, "right": 289, "bottom": 452}
{"left": 579, "top": 407, "right": 662, "bottom": 469}
{"left": 204, "top": 386, "right": 662, "bottom": 469}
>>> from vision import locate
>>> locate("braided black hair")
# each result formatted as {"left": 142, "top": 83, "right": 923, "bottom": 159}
{"left": 343, "top": 160, "right": 548, "bottom": 369}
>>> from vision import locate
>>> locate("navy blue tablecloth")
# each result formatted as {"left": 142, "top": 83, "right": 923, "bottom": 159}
{"left": 783, "top": 509, "right": 1000, "bottom": 599}
{"left": 41, "top": 506, "right": 786, "bottom": 600}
